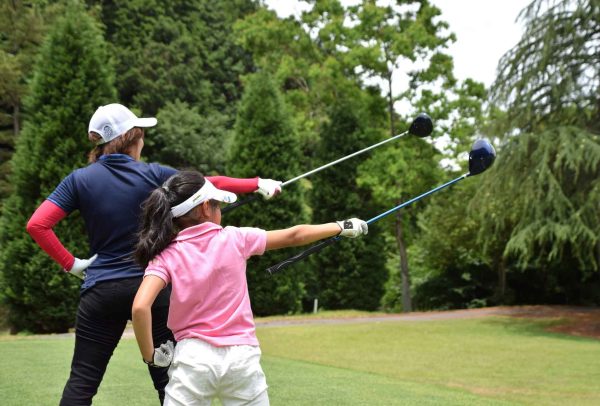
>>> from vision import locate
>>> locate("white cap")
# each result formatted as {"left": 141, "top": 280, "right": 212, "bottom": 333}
{"left": 170, "top": 179, "right": 237, "bottom": 218}
{"left": 88, "top": 103, "right": 157, "bottom": 144}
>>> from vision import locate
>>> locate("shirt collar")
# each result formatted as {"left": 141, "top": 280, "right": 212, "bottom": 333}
{"left": 99, "top": 153, "right": 135, "bottom": 162}
{"left": 174, "top": 222, "right": 222, "bottom": 242}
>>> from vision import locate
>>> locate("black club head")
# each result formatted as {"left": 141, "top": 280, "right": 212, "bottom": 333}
{"left": 408, "top": 113, "right": 433, "bottom": 138}
{"left": 468, "top": 139, "right": 496, "bottom": 176}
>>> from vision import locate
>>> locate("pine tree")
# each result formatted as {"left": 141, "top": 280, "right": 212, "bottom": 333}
{"left": 0, "top": 0, "right": 47, "bottom": 203}
{"left": 0, "top": 1, "right": 116, "bottom": 333}
{"left": 479, "top": 0, "right": 600, "bottom": 303}
{"left": 308, "top": 94, "right": 388, "bottom": 311}
{"left": 226, "top": 71, "right": 309, "bottom": 315}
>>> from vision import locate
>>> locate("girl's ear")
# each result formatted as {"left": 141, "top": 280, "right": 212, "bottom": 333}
{"left": 198, "top": 201, "right": 212, "bottom": 219}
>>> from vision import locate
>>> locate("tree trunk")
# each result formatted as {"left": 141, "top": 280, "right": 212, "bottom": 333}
{"left": 394, "top": 211, "right": 412, "bottom": 312}
{"left": 13, "top": 103, "right": 20, "bottom": 136}
{"left": 497, "top": 257, "right": 506, "bottom": 303}
{"left": 387, "top": 71, "right": 395, "bottom": 137}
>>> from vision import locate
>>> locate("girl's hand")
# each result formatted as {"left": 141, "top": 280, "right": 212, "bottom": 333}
{"left": 144, "top": 340, "right": 174, "bottom": 367}
{"left": 336, "top": 219, "right": 368, "bottom": 238}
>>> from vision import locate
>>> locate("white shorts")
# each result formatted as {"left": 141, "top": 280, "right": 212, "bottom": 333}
{"left": 164, "top": 338, "right": 269, "bottom": 406}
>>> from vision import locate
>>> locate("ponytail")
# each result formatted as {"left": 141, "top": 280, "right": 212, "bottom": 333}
{"left": 134, "top": 171, "right": 207, "bottom": 268}
{"left": 135, "top": 187, "right": 176, "bottom": 269}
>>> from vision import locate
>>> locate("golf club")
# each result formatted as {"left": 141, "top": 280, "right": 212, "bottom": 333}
{"left": 221, "top": 113, "right": 434, "bottom": 214}
{"left": 265, "top": 138, "right": 496, "bottom": 275}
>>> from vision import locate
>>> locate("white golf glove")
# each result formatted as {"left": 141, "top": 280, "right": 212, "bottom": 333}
{"left": 336, "top": 218, "right": 368, "bottom": 238}
{"left": 145, "top": 340, "right": 174, "bottom": 368}
{"left": 69, "top": 254, "right": 98, "bottom": 280}
{"left": 256, "top": 178, "right": 283, "bottom": 200}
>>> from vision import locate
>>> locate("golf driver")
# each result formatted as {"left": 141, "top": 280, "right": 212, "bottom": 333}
{"left": 221, "top": 113, "right": 434, "bottom": 214}
{"left": 265, "top": 138, "right": 496, "bottom": 275}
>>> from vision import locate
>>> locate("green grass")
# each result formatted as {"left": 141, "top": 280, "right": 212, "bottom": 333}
{"left": 1, "top": 315, "right": 599, "bottom": 405}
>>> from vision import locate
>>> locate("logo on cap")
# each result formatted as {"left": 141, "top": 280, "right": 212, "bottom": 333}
{"left": 103, "top": 125, "right": 114, "bottom": 139}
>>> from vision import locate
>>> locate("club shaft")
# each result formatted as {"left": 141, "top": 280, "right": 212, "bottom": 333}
{"left": 282, "top": 130, "right": 409, "bottom": 187}
{"left": 224, "top": 130, "right": 410, "bottom": 214}
{"left": 266, "top": 172, "right": 469, "bottom": 274}
{"left": 366, "top": 173, "right": 468, "bottom": 224}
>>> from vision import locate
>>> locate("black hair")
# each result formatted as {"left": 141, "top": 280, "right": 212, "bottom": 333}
{"left": 134, "top": 171, "right": 206, "bottom": 269}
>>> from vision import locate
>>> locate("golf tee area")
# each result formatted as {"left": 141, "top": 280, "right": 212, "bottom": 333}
{"left": 1, "top": 306, "right": 598, "bottom": 405}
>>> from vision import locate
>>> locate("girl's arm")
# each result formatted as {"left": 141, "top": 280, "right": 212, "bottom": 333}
{"left": 266, "top": 223, "right": 342, "bottom": 251}
{"left": 265, "top": 219, "right": 368, "bottom": 251}
{"left": 132, "top": 275, "right": 165, "bottom": 362}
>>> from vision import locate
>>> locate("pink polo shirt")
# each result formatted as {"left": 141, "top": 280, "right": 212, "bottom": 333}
{"left": 145, "top": 222, "right": 267, "bottom": 347}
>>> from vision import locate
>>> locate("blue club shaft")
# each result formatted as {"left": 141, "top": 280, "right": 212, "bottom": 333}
{"left": 366, "top": 173, "right": 468, "bottom": 225}
{"left": 266, "top": 172, "right": 469, "bottom": 275}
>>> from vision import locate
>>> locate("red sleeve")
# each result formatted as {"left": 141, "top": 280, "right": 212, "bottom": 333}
{"left": 207, "top": 176, "right": 259, "bottom": 194}
{"left": 26, "top": 200, "right": 74, "bottom": 270}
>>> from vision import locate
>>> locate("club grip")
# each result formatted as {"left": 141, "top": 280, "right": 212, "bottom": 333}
{"left": 266, "top": 237, "right": 340, "bottom": 275}
{"left": 221, "top": 194, "right": 261, "bottom": 214}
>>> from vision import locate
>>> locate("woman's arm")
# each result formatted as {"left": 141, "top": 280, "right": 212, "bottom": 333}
{"left": 132, "top": 275, "right": 165, "bottom": 362}
{"left": 207, "top": 176, "right": 282, "bottom": 199}
{"left": 26, "top": 200, "right": 74, "bottom": 270}
{"left": 207, "top": 176, "right": 258, "bottom": 194}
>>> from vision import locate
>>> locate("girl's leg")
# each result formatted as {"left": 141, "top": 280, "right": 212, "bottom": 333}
{"left": 220, "top": 346, "right": 269, "bottom": 406}
{"left": 148, "top": 285, "right": 176, "bottom": 405}
{"left": 60, "top": 281, "right": 128, "bottom": 406}
{"left": 164, "top": 339, "right": 219, "bottom": 406}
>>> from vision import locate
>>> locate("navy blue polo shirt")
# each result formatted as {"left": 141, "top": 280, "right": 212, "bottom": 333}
{"left": 47, "top": 154, "right": 177, "bottom": 290}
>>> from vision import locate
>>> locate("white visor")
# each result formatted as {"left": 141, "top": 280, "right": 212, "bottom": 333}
{"left": 170, "top": 179, "right": 237, "bottom": 218}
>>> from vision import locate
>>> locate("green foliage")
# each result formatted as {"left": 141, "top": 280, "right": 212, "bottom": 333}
{"left": 226, "top": 71, "right": 309, "bottom": 315}
{"left": 479, "top": 127, "right": 600, "bottom": 272}
{"left": 150, "top": 100, "right": 232, "bottom": 174}
{"left": 478, "top": 0, "right": 600, "bottom": 304}
{"left": 0, "top": 0, "right": 48, "bottom": 203}
{"left": 358, "top": 129, "right": 442, "bottom": 311}
{"left": 308, "top": 94, "right": 388, "bottom": 311}
{"left": 491, "top": 0, "right": 600, "bottom": 131}
{"left": 93, "top": 0, "right": 255, "bottom": 114}
{"left": 408, "top": 180, "right": 496, "bottom": 310}
{"left": 89, "top": 0, "right": 257, "bottom": 165}
{"left": 0, "top": 1, "right": 116, "bottom": 333}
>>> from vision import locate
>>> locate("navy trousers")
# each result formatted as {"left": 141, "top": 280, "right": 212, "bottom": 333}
{"left": 60, "top": 277, "right": 173, "bottom": 405}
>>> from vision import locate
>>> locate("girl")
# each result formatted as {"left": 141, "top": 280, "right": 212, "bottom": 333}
{"left": 26, "top": 103, "right": 282, "bottom": 405}
{"left": 132, "top": 170, "right": 368, "bottom": 406}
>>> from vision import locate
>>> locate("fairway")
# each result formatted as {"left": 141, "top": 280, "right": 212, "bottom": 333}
{"left": 1, "top": 314, "right": 599, "bottom": 405}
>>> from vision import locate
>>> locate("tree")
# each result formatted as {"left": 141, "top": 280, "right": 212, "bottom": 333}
{"left": 151, "top": 100, "right": 232, "bottom": 174}
{"left": 308, "top": 93, "right": 388, "bottom": 311}
{"left": 346, "top": 0, "right": 455, "bottom": 312}
{"left": 479, "top": 0, "right": 600, "bottom": 303}
{"left": 89, "top": 0, "right": 257, "bottom": 163}
{"left": 0, "top": 1, "right": 116, "bottom": 333}
{"left": 357, "top": 132, "right": 441, "bottom": 311}
{"left": 0, "top": 0, "right": 47, "bottom": 202}
{"left": 226, "top": 71, "right": 309, "bottom": 315}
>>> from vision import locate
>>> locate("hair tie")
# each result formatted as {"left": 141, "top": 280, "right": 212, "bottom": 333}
{"left": 162, "top": 185, "right": 169, "bottom": 193}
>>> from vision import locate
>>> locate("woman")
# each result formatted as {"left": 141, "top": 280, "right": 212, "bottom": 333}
{"left": 25, "top": 103, "right": 282, "bottom": 405}
{"left": 132, "top": 171, "right": 367, "bottom": 405}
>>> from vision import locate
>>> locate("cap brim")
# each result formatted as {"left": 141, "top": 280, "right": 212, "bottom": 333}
{"left": 133, "top": 117, "right": 157, "bottom": 128}
{"left": 211, "top": 189, "right": 237, "bottom": 204}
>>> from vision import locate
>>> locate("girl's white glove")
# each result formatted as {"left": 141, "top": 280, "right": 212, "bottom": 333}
{"left": 256, "top": 178, "right": 283, "bottom": 200}
{"left": 336, "top": 218, "right": 368, "bottom": 238}
{"left": 69, "top": 254, "right": 98, "bottom": 279}
{"left": 145, "top": 340, "right": 175, "bottom": 368}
